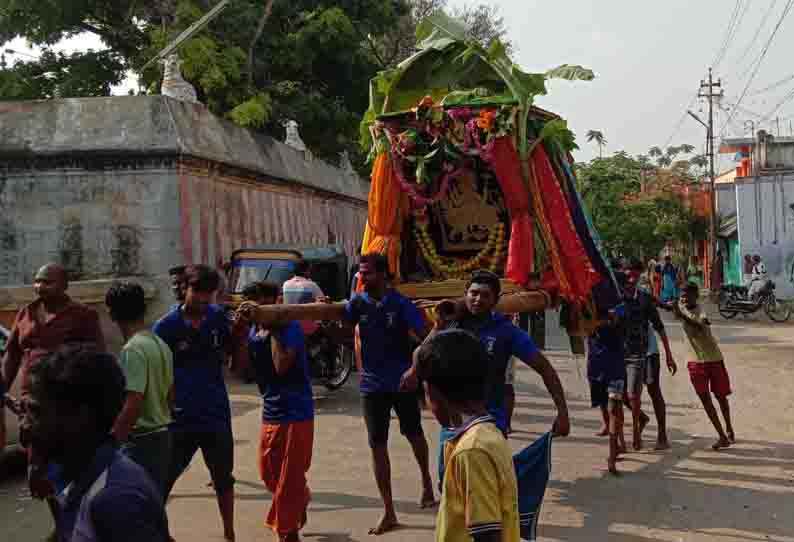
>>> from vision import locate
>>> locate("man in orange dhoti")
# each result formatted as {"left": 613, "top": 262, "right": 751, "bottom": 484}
{"left": 236, "top": 282, "right": 314, "bottom": 542}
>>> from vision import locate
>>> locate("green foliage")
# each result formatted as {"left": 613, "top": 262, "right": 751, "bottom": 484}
{"left": 0, "top": 49, "right": 124, "bottom": 99}
{"left": 545, "top": 64, "right": 595, "bottom": 82}
{"left": 0, "top": 0, "right": 404, "bottom": 169}
{"left": 227, "top": 92, "right": 272, "bottom": 128}
{"left": 576, "top": 152, "right": 702, "bottom": 260}
{"left": 535, "top": 119, "right": 579, "bottom": 153}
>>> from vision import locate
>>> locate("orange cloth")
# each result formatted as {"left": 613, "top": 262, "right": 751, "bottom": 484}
{"left": 362, "top": 153, "right": 408, "bottom": 280}
{"left": 259, "top": 420, "right": 314, "bottom": 535}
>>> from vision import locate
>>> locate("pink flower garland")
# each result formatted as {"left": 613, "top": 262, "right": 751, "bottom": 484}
{"left": 390, "top": 150, "right": 463, "bottom": 207}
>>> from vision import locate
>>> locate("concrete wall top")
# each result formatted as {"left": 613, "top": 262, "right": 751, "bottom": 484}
{"left": 0, "top": 96, "right": 369, "bottom": 202}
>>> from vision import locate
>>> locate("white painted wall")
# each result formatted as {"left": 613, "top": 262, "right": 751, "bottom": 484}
{"left": 735, "top": 174, "right": 794, "bottom": 298}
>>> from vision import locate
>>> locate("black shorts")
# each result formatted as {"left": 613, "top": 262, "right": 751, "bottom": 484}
{"left": 167, "top": 424, "right": 235, "bottom": 497}
{"left": 361, "top": 392, "right": 424, "bottom": 448}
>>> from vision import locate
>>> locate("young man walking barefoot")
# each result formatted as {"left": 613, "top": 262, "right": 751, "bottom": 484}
{"left": 674, "top": 282, "right": 735, "bottom": 450}
{"left": 343, "top": 254, "right": 435, "bottom": 534}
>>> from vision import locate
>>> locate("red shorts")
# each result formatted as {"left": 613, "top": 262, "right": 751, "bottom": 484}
{"left": 687, "top": 361, "right": 732, "bottom": 397}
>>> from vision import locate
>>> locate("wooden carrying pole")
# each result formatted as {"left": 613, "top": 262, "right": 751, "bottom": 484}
{"left": 241, "top": 290, "right": 552, "bottom": 328}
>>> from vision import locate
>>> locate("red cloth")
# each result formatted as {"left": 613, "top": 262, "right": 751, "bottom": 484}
{"left": 487, "top": 137, "right": 534, "bottom": 285}
{"left": 259, "top": 420, "right": 314, "bottom": 535}
{"left": 687, "top": 361, "right": 732, "bottom": 397}
{"left": 531, "top": 146, "right": 602, "bottom": 303}
{"left": 7, "top": 297, "right": 106, "bottom": 394}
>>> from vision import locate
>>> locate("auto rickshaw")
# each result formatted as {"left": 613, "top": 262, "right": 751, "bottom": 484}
{"left": 224, "top": 244, "right": 354, "bottom": 390}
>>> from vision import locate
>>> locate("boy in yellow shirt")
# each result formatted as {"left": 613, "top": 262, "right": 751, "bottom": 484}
{"left": 415, "top": 329, "right": 519, "bottom": 542}
{"left": 673, "top": 282, "right": 735, "bottom": 450}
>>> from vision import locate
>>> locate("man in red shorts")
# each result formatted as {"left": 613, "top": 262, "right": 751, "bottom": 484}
{"left": 674, "top": 282, "right": 735, "bottom": 450}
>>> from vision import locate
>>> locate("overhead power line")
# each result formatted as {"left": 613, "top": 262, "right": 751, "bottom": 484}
{"left": 748, "top": 72, "right": 794, "bottom": 96}
{"left": 720, "top": 0, "right": 794, "bottom": 136}
{"left": 663, "top": 2, "right": 748, "bottom": 147}
{"left": 732, "top": 0, "right": 780, "bottom": 70}
{"left": 712, "top": 0, "right": 744, "bottom": 70}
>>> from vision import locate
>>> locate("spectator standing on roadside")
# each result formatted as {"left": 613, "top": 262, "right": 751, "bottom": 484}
{"left": 1, "top": 263, "right": 106, "bottom": 540}
{"left": 20, "top": 347, "right": 168, "bottom": 542}
{"left": 106, "top": 281, "right": 175, "bottom": 495}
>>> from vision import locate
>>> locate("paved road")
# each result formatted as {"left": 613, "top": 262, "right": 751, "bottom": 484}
{"left": 2, "top": 310, "right": 794, "bottom": 541}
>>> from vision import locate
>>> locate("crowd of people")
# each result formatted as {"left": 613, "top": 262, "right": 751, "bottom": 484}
{"left": 588, "top": 258, "right": 736, "bottom": 475}
{"left": 0, "top": 257, "right": 571, "bottom": 542}
{"left": 0, "top": 251, "right": 738, "bottom": 541}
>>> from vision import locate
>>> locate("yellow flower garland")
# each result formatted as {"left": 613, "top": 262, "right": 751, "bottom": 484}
{"left": 414, "top": 222, "right": 506, "bottom": 279}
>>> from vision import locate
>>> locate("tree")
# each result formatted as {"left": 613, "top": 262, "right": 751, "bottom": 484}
{"left": 0, "top": 0, "right": 405, "bottom": 167}
{"left": 377, "top": 0, "right": 514, "bottom": 67}
{"left": 576, "top": 152, "right": 702, "bottom": 260}
{"left": 585, "top": 130, "right": 607, "bottom": 158}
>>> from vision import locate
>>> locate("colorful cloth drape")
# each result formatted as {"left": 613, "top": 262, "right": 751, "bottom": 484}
{"left": 486, "top": 137, "right": 535, "bottom": 286}
{"left": 361, "top": 153, "right": 409, "bottom": 280}
{"left": 528, "top": 146, "right": 602, "bottom": 304}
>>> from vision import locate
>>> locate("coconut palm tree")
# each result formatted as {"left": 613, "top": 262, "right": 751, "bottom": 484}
{"left": 678, "top": 143, "right": 696, "bottom": 155}
{"left": 648, "top": 146, "right": 663, "bottom": 158}
{"left": 586, "top": 130, "right": 607, "bottom": 158}
{"left": 657, "top": 155, "right": 673, "bottom": 168}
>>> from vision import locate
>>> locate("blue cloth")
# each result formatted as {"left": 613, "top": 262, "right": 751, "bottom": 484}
{"left": 661, "top": 264, "right": 679, "bottom": 303}
{"left": 55, "top": 440, "right": 168, "bottom": 542}
{"left": 343, "top": 290, "right": 425, "bottom": 393}
{"left": 587, "top": 324, "right": 626, "bottom": 384}
{"left": 437, "top": 426, "right": 554, "bottom": 541}
{"left": 450, "top": 313, "right": 539, "bottom": 430}
{"left": 514, "top": 432, "right": 554, "bottom": 541}
{"left": 248, "top": 321, "right": 314, "bottom": 424}
{"left": 153, "top": 304, "right": 232, "bottom": 431}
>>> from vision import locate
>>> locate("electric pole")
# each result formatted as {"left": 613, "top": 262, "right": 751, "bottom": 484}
{"left": 699, "top": 68, "right": 723, "bottom": 292}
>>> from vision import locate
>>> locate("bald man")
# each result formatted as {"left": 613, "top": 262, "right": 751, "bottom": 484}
{"left": 2, "top": 264, "right": 106, "bottom": 396}
{"left": 1, "top": 264, "right": 107, "bottom": 539}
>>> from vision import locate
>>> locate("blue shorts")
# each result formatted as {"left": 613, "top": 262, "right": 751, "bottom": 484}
{"left": 590, "top": 378, "right": 625, "bottom": 408}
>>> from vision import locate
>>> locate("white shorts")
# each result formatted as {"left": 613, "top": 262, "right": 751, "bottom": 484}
{"left": 505, "top": 357, "right": 517, "bottom": 385}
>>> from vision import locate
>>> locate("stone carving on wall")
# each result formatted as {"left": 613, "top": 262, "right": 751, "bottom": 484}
{"left": 283, "top": 120, "right": 308, "bottom": 153}
{"left": 161, "top": 54, "right": 199, "bottom": 104}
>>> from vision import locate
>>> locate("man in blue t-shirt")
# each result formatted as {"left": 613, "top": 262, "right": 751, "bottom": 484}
{"left": 154, "top": 265, "right": 248, "bottom": 542}
{"left": 21, "top": 347, "right": 168, "bottom": 542}
{"left": 234, "top": 281, "right": 314, "bottom": 542}
{"left": 402, "top": 270, "right": 570, "bottom": 486}
{"left": 343, "top": 253, "right": 434, "bottom": 535}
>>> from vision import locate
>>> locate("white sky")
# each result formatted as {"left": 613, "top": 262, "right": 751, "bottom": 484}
{"left": 5, "top": 0, "right": 794, "bottom": 170}
{"left": 449, "top": 0, "right": 794, "bottom": 170}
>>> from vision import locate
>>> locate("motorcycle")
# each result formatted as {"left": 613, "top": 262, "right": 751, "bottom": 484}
{"left": 306, "top": 321, "right": 354, "bottom": 390}
{"left": 718, "top": 281, "right": 791, "bottom": 322}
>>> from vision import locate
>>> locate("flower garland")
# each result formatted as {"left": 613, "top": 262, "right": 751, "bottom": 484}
{"left": 414, "top": 222, "right": 506, "bottom": 279}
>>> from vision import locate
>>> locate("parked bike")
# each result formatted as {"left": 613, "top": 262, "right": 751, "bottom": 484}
{"left": 307, "top": 321, "right": 354, "bottom": 390}
{"left": 718, "top": 282, "right": 791, "bottom": 322}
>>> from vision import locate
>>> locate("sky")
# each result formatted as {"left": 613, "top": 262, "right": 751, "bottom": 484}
{"left": 448, "top": 0, "right": 794, "bottom": 170}
{"left": 5, "top": 0, "right": 794, "bottom": 171}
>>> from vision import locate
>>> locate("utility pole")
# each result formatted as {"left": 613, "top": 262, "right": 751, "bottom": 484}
{"left": 699, "top": 68, "right": 723, "bottom": 292}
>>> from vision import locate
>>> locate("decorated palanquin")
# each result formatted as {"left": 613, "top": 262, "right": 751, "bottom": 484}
{"left": 358, "top": 13, "right": 621, "bottom": 333}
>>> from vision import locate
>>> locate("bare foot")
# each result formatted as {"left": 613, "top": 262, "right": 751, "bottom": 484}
{"left": 727, "top": 430, "right": 736, "bottom": 443}
{"left": 420, "top": 490, "right": 437, "bottom": 509}
{"left": 616, "top": 441, "right": 627, "bottom": 455}
{"left": 633, "top": 432, "right": 643, "bottom": 451}
{"left": 607, "top": 458, "right": 620, "bottom": 476}
{"left": 596, "top": 427, "right": 609, "bottom": 437}
{"left": 654, "top": 439, "right": 671, "bottom": 451}
{"left": 224, "top": 531, "right": 235, "bottom": 542}
{"left": 711, "top": 437, "right": 731, "bottom": 450}
{"left": 369, "top": 515, "right": 399, "bottom": 535}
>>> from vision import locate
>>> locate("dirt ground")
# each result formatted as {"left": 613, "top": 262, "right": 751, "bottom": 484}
{"left": 2, "top": 312, "right": 794, "bottom": 541}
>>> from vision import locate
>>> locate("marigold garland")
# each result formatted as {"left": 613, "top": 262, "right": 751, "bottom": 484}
{"left": 414, "top": 222, "right": 506, "bottom": 279}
